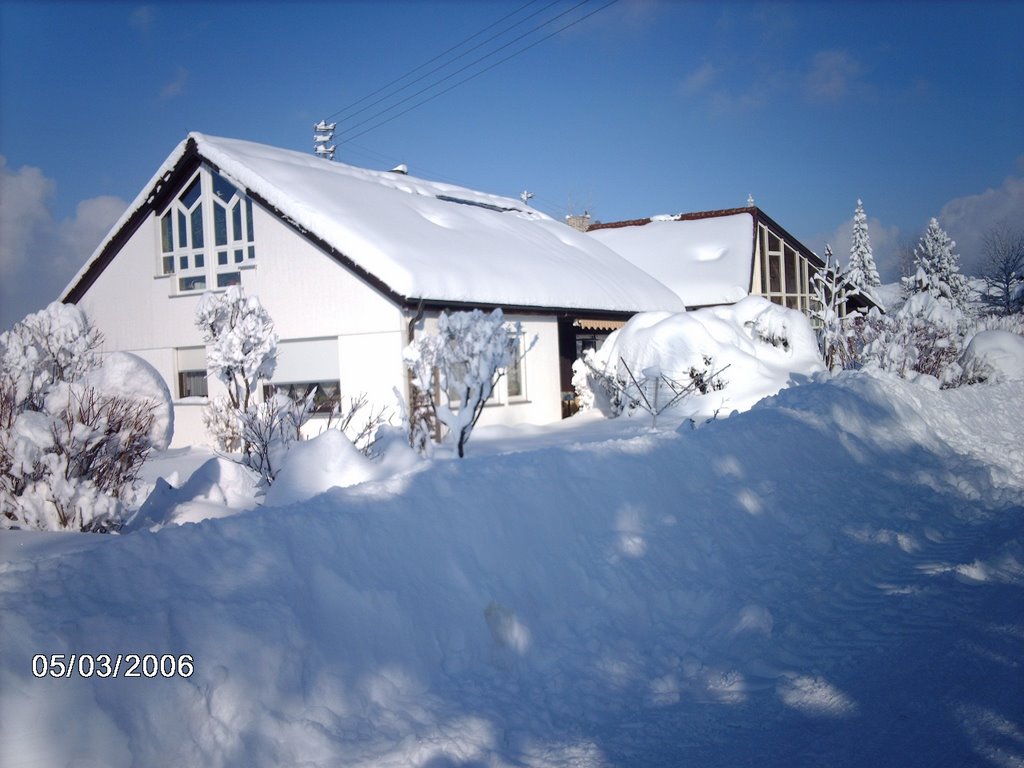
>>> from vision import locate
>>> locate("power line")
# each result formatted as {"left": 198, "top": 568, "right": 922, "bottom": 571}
{"left": 336, "top": 0, "right": 619, "bottom": 145}
{"left": 334, "top": 0, "right": 594, "bottom": 143}
{"left": 327, "top": 0, "right": 562, "bottom": 124}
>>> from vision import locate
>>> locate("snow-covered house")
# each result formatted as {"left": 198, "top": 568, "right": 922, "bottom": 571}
{"left": 589, "top": 207, "right": 879, "bottom": 316}
{"left": 61, "top": 133, "right": 683, "bottom": 447}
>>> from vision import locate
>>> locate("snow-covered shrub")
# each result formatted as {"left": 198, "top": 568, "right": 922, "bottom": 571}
{"left": 576, "top": 353, "right": 726, "bottom": 427}
{"left": 0, "top": 304, "right": 171, "bottom": 532}
{"left": 574, "top": 297, "right": 824, "bottom": 423}
{"left": 958, "top": 330, "right": 1024, "bottom": 384}
{"left": 321, "top": 392, "right": 391, "bottom": 456}
{"left": 195, "top": 286, "right": 278, "bottom": 453}
{"left": 847, "top": 293, "right": 965, "bottom": 386}
{"left": 969, "top": 313, "right": 1024, "bottom": 338}
{"left": 811, "top": 246, "right": 857, "bottom": 371}
{"left": 237, "top": 392, "right": 307, "bottom": 486}
{"left": 403, "top": 308, "right": 533, "bottom": 457}
{"left": 203, "top": 396, "right": 243, "bottom": 452}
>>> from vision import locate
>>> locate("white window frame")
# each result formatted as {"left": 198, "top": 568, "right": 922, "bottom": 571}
{"left": 156, "top": 166, "right": 257, "bottom": 294}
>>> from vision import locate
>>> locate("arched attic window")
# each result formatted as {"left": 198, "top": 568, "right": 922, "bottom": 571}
{"left": 158, "top": 167, "right": 257, "bottom": 293}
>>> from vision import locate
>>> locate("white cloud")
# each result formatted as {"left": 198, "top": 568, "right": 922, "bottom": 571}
{"left": 805, "top": 50, "right": 863, "bottom": 104}
{"left": 679, "top": 62, "right": 718, "bottom": 97}
{"left": 937, "top": 176, "right": 1024, "bottom": 276}
{"left": 0, "top": 156, "right": 54, "bottom": 276}
{"left": 0, "top": 156, "right": 126, "bottom": 331}
{"left": 159, "top": 67, "right": 188, "bottom": 101}
{"left": 131, "top": 5, "right": 155, "bottom": 33}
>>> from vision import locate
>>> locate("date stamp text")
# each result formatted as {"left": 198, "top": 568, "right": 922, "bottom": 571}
{"left": 32, "top": 653, "right": 194, "bottom": 679}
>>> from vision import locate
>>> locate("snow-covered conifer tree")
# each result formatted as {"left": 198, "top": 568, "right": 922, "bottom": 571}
{"left": 902, "top": 218, "right": 970, "bottom": 311}
{"left": 846, "top": 199, "right": 881, "bottom": 291}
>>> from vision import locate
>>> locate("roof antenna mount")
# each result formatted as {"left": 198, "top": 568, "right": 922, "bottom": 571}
{"left": 314, "top": 120, "right": 336, "bottom": 161}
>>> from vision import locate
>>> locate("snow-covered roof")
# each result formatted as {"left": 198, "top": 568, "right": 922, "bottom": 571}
{"left": 63, "top": 133, "right": 683, "bottom": 314}
{"left": 588, "top": 212, "right": 756, "bottom": 308}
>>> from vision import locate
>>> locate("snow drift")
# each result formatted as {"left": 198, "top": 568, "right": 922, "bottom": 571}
{"left": 1, "top": 371, "right": 1021, "bottom": 767}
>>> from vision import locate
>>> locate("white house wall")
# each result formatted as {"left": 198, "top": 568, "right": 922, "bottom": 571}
{"left": 414, "top": 313, "right": 563, "bottom": 430}
{"left": 76, "top": 179, "right": 565, "bottom": 449}
{"left": 78, "top": 190, "right": 408, "bottom": 448}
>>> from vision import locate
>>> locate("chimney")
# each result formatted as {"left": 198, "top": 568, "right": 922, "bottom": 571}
{"left": 565, "top": 211, "right": 591, "bottom": 232}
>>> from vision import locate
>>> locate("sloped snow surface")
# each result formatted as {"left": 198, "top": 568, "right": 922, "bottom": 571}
{"left": 1, "top": 373, "right": 1022, "bottom": 767}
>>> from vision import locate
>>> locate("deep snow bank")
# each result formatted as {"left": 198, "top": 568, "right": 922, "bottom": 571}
{"left": 0, "top": 373, "right": 1021, "bottom": 767}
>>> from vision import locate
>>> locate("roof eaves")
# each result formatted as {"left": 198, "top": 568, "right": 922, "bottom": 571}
{"left": 62, "top": 137, "right": 202, "bottom": 304}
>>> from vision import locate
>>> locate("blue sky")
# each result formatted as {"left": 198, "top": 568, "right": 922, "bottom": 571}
{"left": 2, "top": 0, "right": 1022, "bottom": 329}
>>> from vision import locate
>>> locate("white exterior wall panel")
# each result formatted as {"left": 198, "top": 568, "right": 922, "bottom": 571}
{"left": 74, "top": 176, "right": 576, "bottom": 448}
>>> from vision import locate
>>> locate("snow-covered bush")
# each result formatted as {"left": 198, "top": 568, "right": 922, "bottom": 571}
{"left": 847, "top": 293, "right": 965, "bottom": 386}
{"left": 847, "top": 289, "right": 1024, "bottom": 388}
{"left": 576, "top": 352, "right": 726, "bottom": 427}
{"left": 403, "top": 308, "right": 533, "bottom": 457}
{"left": 959, "top": 330, "right": 1024, "bottom": 384}
{"left": 321, "top": 392, "right": 391, "bottom": 456}
{"left": 237, "top": 392, "right": 310, "bottom": 486}
{"left": 811, "top": 245, "right": 856, "bottom": 370}
{"left": 1, "top": 304, "right": 171, "bottom": 532}
{"left": 195, "top": 286, "right": 278, "bottom": 453}
{"left": 574, "top": 297, "right": 824, "bottom": 423}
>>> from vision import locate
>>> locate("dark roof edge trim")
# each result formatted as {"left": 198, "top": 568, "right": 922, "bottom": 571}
{"left": 64, "top": 138, "right": 204, "bottom": 304}
{"left": 405, "top": 298, "right": 640, "bottom": 319}
{"left": 587, "top": 206, "right": 758, "bottom": 232}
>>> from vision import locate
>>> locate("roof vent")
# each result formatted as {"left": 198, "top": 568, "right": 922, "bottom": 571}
{"left": 389, "top": 163, "right": 408, "bottom": 175}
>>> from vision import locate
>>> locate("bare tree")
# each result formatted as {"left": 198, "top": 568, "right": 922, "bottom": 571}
{"left": 979, "top": 222, "right": 1024, "bottom": 315}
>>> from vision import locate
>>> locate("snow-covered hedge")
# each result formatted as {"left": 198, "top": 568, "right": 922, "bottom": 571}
{"left": 0, "top": 303, "right": 172, "bottom": 532}
{"left": 573, "top": 296, "right": 825, "bottom": 423}
{"left": 847, "top": 292, "right": 1024, "bottom": 388}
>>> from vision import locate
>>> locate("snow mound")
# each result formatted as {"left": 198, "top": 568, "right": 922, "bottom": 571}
{"left": 263, "top": 429, "right": 376, "bottom": 507}
{"left": 128, "top": 456, "right": 260, "bottom": 529}
{"left": 86, "top": 352, "right": 174, "bottom": 449}
{"left": 576, "top": 296, "right": 824, "bottom": 421}
{"left": 960, "top": 329, "right": 1024, "bottom": 383}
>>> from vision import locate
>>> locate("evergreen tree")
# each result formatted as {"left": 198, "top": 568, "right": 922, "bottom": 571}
{"left": 847, "top": 199, "right": 881, "bottom": 290}
{"left": 902, "top": 218, "right": 970, "bottom": 311}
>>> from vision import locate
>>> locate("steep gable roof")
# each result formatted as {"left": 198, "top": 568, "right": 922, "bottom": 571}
{"left": 63, "top": 133, "right": 683, "bottom": 314}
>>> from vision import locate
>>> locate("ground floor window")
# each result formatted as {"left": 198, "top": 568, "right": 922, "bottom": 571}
{"left": 264, "top": 380, "right": 340, "bottom": 413}
{"left": 178, "top": 370, "right": 208, "bottom": 398}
